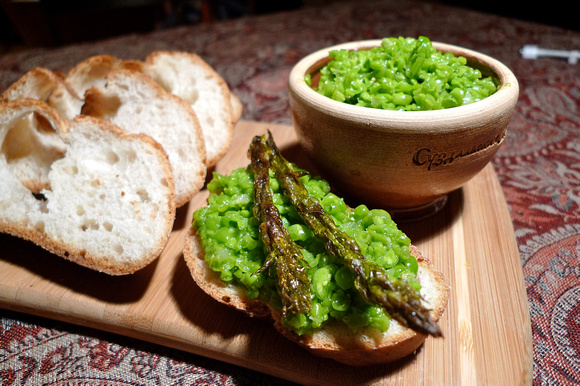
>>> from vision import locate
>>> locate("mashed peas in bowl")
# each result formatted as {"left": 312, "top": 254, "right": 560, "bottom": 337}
{"left": 307, "top": 36, "right": 498, "bottom": 111}
{"left": 288, "top": 36, "right": 518, "bottom": 215}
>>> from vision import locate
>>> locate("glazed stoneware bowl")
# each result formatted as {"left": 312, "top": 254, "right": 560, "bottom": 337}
{"left": 288, "top": 39, "right": 519, "bottom": 219}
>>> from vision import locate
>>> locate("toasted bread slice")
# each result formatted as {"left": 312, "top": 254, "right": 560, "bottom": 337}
{"left": 0, "top": 99, "right": 176, "bottom": 275}
{"left": 184, "top": 229, "right": 271, "bottom": 319}
{"left": 184, "top": 228, "right": 449, "bottom": 366}
{"left": 81, "top": 69, "right": 207, "bottom": 207}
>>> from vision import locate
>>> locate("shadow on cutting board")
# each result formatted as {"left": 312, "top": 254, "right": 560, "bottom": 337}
{"left": 0, "top": 232, "right": 157, "bottom": 304}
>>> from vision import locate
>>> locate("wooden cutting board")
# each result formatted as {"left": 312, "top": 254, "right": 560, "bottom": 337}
{"left": 0, "top": 121, "right": 532, "bottom": 385}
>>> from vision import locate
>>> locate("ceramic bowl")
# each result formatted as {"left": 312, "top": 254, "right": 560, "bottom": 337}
{"left": 288, "top": 39, "right": 519, "bottom": 219}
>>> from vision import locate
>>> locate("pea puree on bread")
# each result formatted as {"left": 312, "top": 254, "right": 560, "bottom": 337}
{"left": 185, "top": 133, "right": 449, "bottom": 365}
{"left": 193, "top": 165, "right": 420, "bottom": 334}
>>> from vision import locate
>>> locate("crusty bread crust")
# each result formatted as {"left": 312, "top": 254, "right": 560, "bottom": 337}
{"left": 230, "top": 93, "right": 243, "bottom": 123}
{"left": 64, "top": 55, "right": 133, "bottom": 99}
{"left": 184, "top": 227, "right": 449, "bottom": 365}
{"left": 0, "top": 68, "right": 81, "bottom": 192}
{"left": 184, "top": 228, "right": 271, "bottom": 318}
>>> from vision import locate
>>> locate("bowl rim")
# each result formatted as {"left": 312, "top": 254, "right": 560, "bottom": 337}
{"left": 288, "top": 39, "right": 519, "bottom": 130}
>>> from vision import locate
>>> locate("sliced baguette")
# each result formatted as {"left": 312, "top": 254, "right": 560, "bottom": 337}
{"left": 184, "top": 228, "right": 449, "bottom": 366}
{"left": 81, "top": 69, "right": 207, "bottom": 207}
{"left": 0, "top": 99, "right": 176, "bottom": 275}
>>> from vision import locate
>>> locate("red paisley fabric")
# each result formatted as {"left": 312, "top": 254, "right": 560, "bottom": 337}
{"left": 1, "top": 0, "right": 579, "bottom": 384}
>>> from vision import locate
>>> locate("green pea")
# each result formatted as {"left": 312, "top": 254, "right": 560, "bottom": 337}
{"left": 343, "top": 309, "right": 369, "bottom": 330}
{"left": 310, "top": 302, "right": 330, "bottom": 328}
{"left": 240, "top": 234, "right": 258, "bottom": 250}
{"left": 286, "top": 312, "right": 309, "bottom": 330}
{"left": 288, "top": 223, "right": 311, "bottom": 242}
{"left": 335, "top": 266, "right": 354, "bottom": 290}
{"left": 353, "top": 204, "right": 370, "bottom": 220}
{"left": 331, "top": 290, "right": 351, "bottom": 311}
{"left": 368, "top": 307, "right": 390, "bottom": 330}
{"left": 313, "top": 266, "right": 333, "bottom": 298}
{"left": 393, "top": 92, "right": 413, "bottom": 106}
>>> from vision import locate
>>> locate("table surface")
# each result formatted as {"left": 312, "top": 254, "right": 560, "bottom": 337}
{"left": 1, "top": 0, "right": 579, "bottom": 384}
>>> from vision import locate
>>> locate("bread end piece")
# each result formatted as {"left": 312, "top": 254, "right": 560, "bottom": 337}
{"left": 184, "top": 228, "right": 449, "bottom": 365}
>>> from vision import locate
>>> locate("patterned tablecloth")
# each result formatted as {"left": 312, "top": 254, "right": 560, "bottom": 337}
{"left": 1, "top": 0, "right": 579, "bottom": 384}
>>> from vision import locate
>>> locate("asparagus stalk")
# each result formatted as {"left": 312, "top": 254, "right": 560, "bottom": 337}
{"left": 249, "top": 135, "right": 312, "bottom": 318}
{"left": 262, "top": 132, "right": 442, "bottom": 337}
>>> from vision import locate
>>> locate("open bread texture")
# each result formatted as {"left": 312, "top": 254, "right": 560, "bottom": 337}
{"left": 184, "top": 228, "right": 449, "bottom": 366}
{"left": 65, "top": 51, "right": 239, "bottom": 168}
{"left": 0, "top": 99, "right": 176, "bottom": 275}
{"left": 64, "top": 54, "right": 141, "bottom": 101}
{"left": 81, "top": 69, "right": 207, "bottom": 207}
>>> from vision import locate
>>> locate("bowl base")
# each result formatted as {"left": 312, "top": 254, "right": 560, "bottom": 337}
{"left": 387, "top": 195, "right": 448, "bottom": 222}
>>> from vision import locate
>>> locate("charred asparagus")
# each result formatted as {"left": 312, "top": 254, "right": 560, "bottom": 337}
{"left": 260, "top": 132, "right": 442, "bottom": 337}
{"left": 249, "top": 135, "right": 312, "bottom": 318}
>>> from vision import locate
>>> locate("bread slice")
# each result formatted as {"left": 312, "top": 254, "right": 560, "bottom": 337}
{"left": 184, "top": 228, "right": 449, "bottom": 366}
{"left": 81, "top": 69, "right": 207, "bottom": 207}
{"left": 64, "top": 51, "right": 239, "bottom": 168}
{"left": 0, "top": 99, "right": 176, "bottom": 275}
{"left": 140, "top": 51, "right": 236, "bottom": 167}
{"left": 184, "top": 229, "right": 271, "bottom": 319}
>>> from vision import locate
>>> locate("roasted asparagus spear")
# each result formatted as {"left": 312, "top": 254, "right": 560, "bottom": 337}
{"left": 249, "top": 135, "right": 312, "bottom": 318}
{"left": 260, "top": 132, "right": 442, "bottom": 337}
